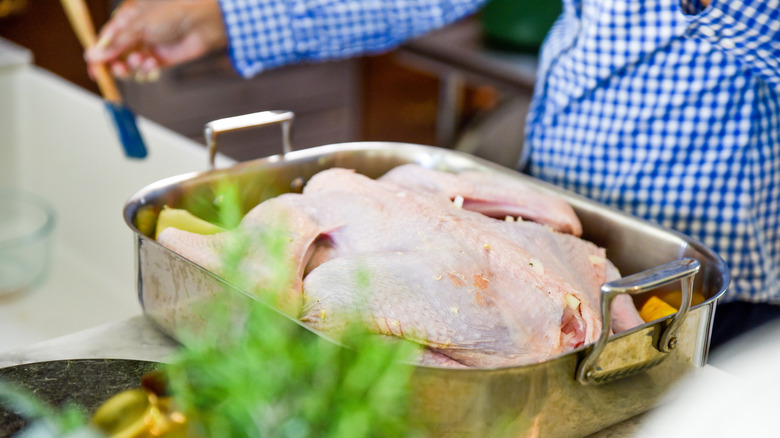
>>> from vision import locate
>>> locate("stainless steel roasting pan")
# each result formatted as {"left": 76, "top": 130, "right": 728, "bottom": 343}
{"left": 123, "top": 111, "right": 729, "bottom": 437}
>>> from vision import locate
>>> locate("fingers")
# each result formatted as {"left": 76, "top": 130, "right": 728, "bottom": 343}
{"left": 109, "top": 61, "right": 130, "bottom": 79}
{"left": 85, "top": 0, "right": 162, "bottom": 81}
{"left": 87, "top": 49, "right": 161, "bottom": 82}
{"left": 84, "top": 0, "right": 226, "bottom": 82}
{"left": 85, "top": 1, "right": 141, "bottom": 63}
{"left": 137, "top": 56, "right": 161, "bottom": 82}
{"left": 114, "top": 51, "right": 161, "bottom": 82}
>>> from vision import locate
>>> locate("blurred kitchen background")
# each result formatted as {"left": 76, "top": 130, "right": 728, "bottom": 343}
{"left": 0, "top": 0, "right": 560, "bottom": 168}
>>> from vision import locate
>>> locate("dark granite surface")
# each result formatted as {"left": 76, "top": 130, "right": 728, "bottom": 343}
{"left": 0, "top": 359, "right": 159, "bottom": 437}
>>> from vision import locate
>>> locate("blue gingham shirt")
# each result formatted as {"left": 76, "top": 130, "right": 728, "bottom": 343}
{"left": 218, "top": 0, "right": 780, "bottom": 304}
{"left": 218, "top": 0, "right": 484, "bottom": 76}
{"left": 526, "top": 0, "right": 780, "bottom": 304}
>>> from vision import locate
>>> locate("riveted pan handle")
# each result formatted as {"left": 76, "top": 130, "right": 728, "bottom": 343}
{"left": 576, "top": 257, "right": 701, "bottom": 385}
{"left": 204, "top": 110, "right": 294, "bottom": 170}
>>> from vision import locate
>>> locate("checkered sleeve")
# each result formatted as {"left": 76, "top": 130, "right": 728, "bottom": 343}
{"left": 218, "top": 0, "right": 486, "bottom": 77}
{"left": 686, "top": 0, "right": 780, "bottom": 90}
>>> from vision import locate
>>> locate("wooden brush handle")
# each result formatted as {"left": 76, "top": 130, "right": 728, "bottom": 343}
{"left": 60, "top": 0, "right": 122, "bottom": 103}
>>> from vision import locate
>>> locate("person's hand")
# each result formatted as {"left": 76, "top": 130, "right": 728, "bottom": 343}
{"left": 85, "top": 0, "right": 228, "bottom": 81}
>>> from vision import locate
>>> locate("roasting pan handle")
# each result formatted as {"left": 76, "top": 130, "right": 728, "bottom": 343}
{"left": 204, "top": 110, "right": 295, "bottom": 170}
{"left": 576, "top": 257, "right": 701, "bottom": 385}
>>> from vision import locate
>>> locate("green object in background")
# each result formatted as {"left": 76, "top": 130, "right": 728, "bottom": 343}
{"left": 481, "top": 0, "right": 563, "bottom": 52}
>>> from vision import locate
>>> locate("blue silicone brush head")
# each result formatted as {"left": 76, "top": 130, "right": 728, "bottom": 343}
{"left": 105, "top": 101, "right": 148, "bottom": 159}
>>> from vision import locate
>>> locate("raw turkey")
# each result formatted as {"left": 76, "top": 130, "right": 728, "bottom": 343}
{"left": 157, "top": 165, "right": 643, "bottom": 368}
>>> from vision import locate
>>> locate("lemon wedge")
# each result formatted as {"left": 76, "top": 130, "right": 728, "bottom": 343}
{"left": 639, "top": 296, "right": 678, "bottom": 322}
{"left": 155, "top": 205, "right": 224, "bottom": 239}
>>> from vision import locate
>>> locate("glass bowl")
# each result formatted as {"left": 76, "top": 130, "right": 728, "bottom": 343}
{"left": 0, "top": 190, "right": 55, "bottom": 296}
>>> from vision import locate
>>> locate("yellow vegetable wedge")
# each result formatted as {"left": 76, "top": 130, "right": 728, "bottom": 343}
{"left": 639, "top": 296, "right": 678, "bottom": 322}
{"left": 155, "top": 205, "right": 225, "bottom": 239}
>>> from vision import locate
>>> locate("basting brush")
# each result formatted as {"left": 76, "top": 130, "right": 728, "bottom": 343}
{"left": 59, "top": 0, "right": 148, "bottom": 159}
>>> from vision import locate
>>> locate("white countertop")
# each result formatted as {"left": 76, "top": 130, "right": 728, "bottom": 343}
{"left": 0, "top": 38, "right": 233, "bottom": 353}
{"left": 0, "top": 38, "right": 31, "bottom": 68}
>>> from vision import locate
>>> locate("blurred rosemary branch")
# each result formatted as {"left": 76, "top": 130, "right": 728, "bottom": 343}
{"left": 1, "top": 179, "right": 422, "bottom": 437}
